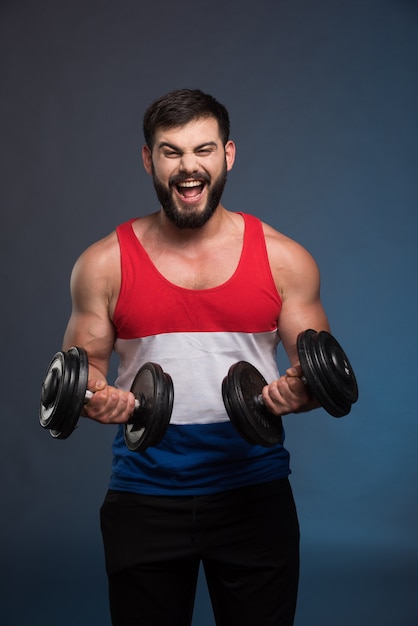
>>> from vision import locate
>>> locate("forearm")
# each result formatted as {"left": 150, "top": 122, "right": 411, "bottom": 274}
{"left": 62, "top": 318, "right": 137, "bottom": 424}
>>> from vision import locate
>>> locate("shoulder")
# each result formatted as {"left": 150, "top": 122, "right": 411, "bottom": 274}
{"left": 70, "top": 230, "right": 121, "bottom": 299}
{"left": 74, "top": 230, "right": 119, "bottom": 271}
{"left": 260, "top": 221, "right": 321, "bottom": 299}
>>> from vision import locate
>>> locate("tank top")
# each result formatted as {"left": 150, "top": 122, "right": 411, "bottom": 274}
{"left": 108, "top": 212, "right": 291, "bottom": 495}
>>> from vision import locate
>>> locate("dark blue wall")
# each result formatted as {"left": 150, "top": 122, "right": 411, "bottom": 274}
{"left": 1, "top": 1, "right": 417, "bottom": 624}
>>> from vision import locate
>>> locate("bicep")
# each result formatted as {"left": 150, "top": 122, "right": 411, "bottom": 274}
{"left": 62, "top": 247, "right": 117, "bottom": 378}
{"left": 278, "top": 299, "right": 330, "bottom": 366}
{"left": 275, "top": 245, "right": 330, "bottom": 365}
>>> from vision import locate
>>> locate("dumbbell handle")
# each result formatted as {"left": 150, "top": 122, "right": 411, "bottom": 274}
{"left": 85, "top": 389, "right": 140, "bottom": 410}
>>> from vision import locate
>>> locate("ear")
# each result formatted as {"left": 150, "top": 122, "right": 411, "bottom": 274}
{"left": 142, "top": 145, "right": 153, "bottom": 175}
{"left": 225, "top": 140, "right": 236, "bottom": 171}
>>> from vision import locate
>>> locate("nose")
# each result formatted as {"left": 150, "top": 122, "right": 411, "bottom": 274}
{"left": 179, "top": 151, "right": 199, "bottom": 174}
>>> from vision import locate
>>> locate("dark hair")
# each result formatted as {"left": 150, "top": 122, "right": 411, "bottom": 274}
{"left": 143, "top": 89, "right": 230, "bottom": 149}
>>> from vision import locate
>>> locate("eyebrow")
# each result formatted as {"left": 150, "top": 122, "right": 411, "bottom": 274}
{"left": 157, "top": 141, "right": 218, "bottom": 152}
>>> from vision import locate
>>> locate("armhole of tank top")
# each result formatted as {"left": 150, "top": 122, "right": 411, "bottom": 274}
{"left": 112, "top": 220, "right": 135, "bottom": 326}
{"left": 240, "top": 213, "right": 282, "bottom": 305}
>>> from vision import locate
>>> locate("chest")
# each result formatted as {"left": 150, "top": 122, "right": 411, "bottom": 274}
{"left": 114, "top": 218, "right": 283, "bottom": 338}
{"left": 145, "top": 241, "right": 243, "bottom": 290}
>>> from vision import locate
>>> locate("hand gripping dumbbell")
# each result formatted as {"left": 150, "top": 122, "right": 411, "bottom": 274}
{"left": 222, "top": 329, "right": 358, "bottom": 447}
{"left": 39, "top": 347, "right": 174, "bottom": 452}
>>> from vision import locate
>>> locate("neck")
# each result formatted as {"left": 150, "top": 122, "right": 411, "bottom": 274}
{"left": 156, "top": 204, "right": 230, "bottom": 247}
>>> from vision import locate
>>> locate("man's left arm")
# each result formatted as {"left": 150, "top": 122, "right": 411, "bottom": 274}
{"left": 263, "top": 227, "right": 330, "bottom": 416}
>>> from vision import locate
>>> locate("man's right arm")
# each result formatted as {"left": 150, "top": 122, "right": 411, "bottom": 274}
{"left": 62, "top": 233, "right": 136, "bottom": 424}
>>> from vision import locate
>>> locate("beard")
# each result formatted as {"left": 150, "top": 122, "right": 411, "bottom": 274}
{"left": 151, "top": 160, "right": 228, "bottom": 229}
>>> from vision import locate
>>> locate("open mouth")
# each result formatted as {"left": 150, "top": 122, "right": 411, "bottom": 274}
{"left": 175, "top": 179, "right": 206, "bottom": 200}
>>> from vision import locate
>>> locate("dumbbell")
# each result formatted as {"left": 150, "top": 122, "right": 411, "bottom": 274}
{"left": 39, "top": 346, "right": 174, "bottom": 452}
{"left": 222, "top": 329, "right": 358, "bottom": 447}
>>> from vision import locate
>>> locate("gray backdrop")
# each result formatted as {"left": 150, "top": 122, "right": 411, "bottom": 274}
{"left": 1, "top": 0, "right": 417, "bottom": 624}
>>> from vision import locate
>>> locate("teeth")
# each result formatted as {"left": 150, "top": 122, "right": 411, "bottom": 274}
{"left": 178, "top": 180, "right": 203, "bottom": 188}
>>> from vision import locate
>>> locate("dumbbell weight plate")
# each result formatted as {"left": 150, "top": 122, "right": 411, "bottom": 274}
{"left": 297, "top": 329, "right": 358, "bottom": 417}
{"left": 307, "top": 333, "right": 352, "bottom": 416}
{"left": 50, "top": 347, "right": 89, "bottom": 439}
{"left": 124, "top": 363, "right": 174, "bottom": 452}
{"left": 39, "top": 347, "right": 89, "bottom": 439}
{"left": 40, "top": 350, "right": 69, "bottom": 430}
{"left": 305, "top": 334, "right": 349, "bottom": 417}
{"left": 315, "top": 331, "right": 358, "bottom": 404}
{"left": 222, "top": 361, "right": 283, "bottom": 447}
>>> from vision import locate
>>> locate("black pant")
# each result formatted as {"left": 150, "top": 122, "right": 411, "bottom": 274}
{"left": 100, "top": 479, "right": 300, "bottom": 626}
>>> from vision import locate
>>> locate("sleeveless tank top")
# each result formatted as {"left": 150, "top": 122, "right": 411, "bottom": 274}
{"left": 108, "top": 212, "right": 291, "bottom": 495}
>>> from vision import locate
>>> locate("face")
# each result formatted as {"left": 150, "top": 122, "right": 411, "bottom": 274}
{"left": 142, "top": 117, "right": 235, "bottom": 229}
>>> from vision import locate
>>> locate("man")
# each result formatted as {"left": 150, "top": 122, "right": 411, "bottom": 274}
{"left": 62, "top": 89, "right": 330, "bottom": 626}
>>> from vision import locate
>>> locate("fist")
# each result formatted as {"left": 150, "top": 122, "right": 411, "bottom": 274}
{"left": 83, "top": 379, "right": 136, "bottom": 424}
{"left": 261, "top": 365, "right": 312, "bottom": 416}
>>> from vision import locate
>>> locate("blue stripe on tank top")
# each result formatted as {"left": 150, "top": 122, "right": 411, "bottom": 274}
{"left": 109, "top": 421, "right": 290, "bottom": 496}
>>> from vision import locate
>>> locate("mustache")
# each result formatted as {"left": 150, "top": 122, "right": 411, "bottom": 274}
{"left": 169, "top": 172, "right": 211, "bottom": 187}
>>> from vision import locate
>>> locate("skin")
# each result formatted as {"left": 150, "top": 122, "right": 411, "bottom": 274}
{"left": 62, "top": 116, "right": 330, "bottom": 424}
